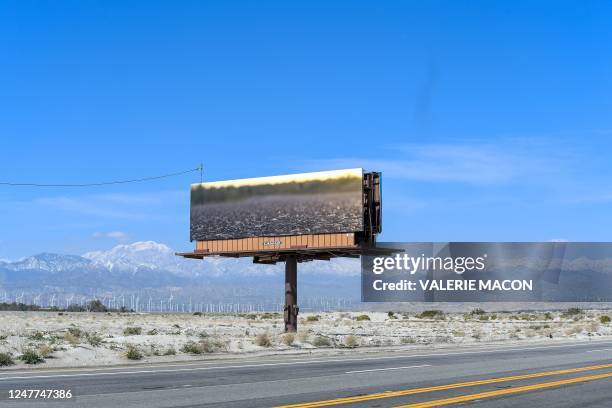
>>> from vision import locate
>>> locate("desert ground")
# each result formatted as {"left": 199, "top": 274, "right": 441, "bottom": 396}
{"left": 1, "top": 308, "right": 611, "bottom": 368}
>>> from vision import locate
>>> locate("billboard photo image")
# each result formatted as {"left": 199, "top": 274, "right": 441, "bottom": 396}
{"left": 190, "top": 168, "right": 364, "bottom": 241}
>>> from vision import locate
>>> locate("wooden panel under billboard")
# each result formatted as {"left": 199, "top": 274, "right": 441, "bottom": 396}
{"left": 195, "top": 233, "right": 357, "bottom": 254}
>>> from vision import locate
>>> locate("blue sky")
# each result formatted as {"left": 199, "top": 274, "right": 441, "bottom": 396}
{"left": 1, "top": 1, "right": 611, "bottom": 259}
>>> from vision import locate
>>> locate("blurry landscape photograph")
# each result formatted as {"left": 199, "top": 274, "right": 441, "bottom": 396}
{"left": 190, "top": 169, "right": 364, "bottom": 241}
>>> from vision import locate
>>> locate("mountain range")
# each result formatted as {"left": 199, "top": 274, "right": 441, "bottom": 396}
{"left": 0, "top": 241, "right": 360, "bottom": 306}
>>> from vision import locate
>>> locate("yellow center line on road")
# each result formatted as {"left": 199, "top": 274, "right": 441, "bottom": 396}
{"left": 274, "top": 363, "right": 612, "bottom": 408}
{"left": 397, "top": 371, "right": 612, "bottom": 408}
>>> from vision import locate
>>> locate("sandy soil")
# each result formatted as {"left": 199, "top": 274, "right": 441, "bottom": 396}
{"left": 0, "top": 309, "right": 611, "bottom": 369}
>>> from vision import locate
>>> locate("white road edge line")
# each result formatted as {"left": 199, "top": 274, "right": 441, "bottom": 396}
{"left": 346, "top": 364, "right": 431, "bottom": 374}
{"left": 3, "top": 339, "right": 611, "bottom": 377}
{"left": 586, "top": 348, "right": 612, "bottom": 353}
{"left": 2, "top": 340, "right": 612, "bottom": 381}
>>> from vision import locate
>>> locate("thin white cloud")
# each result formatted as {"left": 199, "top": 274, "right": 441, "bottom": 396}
{"left": 33, "top": 190, "right": 186, "bottom": 219}
{"left": 36, "top": 196, "right": 139, "bottom": 218}
{"left": 93, "top": 231, "right": 130, "bottom": 243}
{"left": 93, "top": 191, "right": 187, "bottom": 205}
{"left": 302, "top": 140, "right": 566, "bottom": 185}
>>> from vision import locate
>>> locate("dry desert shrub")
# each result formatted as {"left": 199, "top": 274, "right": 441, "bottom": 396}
{"left": 125, "top": 344, "right": 143, "bottom": 360}
{"left": 470, "top": 308, "right": 486, "bottom": 316}
{"left": 312, "top": 336, "right": 332, "bottom": 347}
{"left": 562, "top": 308, "right": 583, "bottom": 320}
{"left": 201, "top": 337, "right": 228, "bottom": 352}
{"left": 67, "top": 327, "right": 84, "bottom": 338}
{"left": 63, "top": 332, "right": 80, "bottom": 346}
{"left": 38, "top": 344, "right": 54, "bottom": 358}
{"left": 281, "top": 333, "right": 295, "bottom": 346}
{"left": 181, "top": 337, "right": 228, "bottom": 354}
{"left": 416, "top": 310, "right": 444, "bottom": 320}
{"left": 255, "top": 333, "right": 272, "bottom": 347}
{"left": 123, "top": 327, "right": 142, "bottom": 336}
{"left": 20, "top": 349, "right": 44, "bottom": 364}
{"left": 29, "top": 331, "right": 45, "bottom": 341}
{"left": 86, "top": 332, "right": 103, "bottom": 347}
{"left": 344, "top": 335, "right": 358, "bottom": 348}
{"left": 0, "top": 352, "right": 15, "bottom": 366}
{"left": 179, "top": 341, "right": 200, "bottom": 354}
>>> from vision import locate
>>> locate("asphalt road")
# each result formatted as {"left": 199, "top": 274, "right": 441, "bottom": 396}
{"left": 1, "top": 339, "right": 611, "bottom": 407}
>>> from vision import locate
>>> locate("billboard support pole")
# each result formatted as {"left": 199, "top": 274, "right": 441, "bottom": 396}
{"left": 284, "top": 255, "right": 298, "bottom": 332}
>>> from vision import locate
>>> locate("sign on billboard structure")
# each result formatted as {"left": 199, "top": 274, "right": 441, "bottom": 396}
{"left": 191, "top": 168, "right": 364, "bottom": 240}
{"left": 180, "top": 168, "right": 384, "bottom": 332}
{"left": 188, "top": 168, "right": 381, "bottom": 258}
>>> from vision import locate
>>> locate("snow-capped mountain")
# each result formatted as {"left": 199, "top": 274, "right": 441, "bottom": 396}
{"left": 81, "top": 241, "right": 360, "bottom": 278}
{"left": 1, "top": 241, "right": 359, "bottom": 280}
{"left": 83, "top": 241, "right": 201, "bottom": 276}
{"left": 0, "top": 241, "right": 360, "bottom": 303}
{"left": 8, "top": 253, "right": 94, "bottom": 273}
{"left": 81, "top": 241, "right": 278, "bottom": 277}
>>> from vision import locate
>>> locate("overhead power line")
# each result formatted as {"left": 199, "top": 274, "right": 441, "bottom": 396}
{"left": 0, "top": 165, "right": 202, "bottom": 187}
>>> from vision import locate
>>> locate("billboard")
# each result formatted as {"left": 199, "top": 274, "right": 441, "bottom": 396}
{"left": 190, "top": 169, "right": 364, "bottom": 241}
